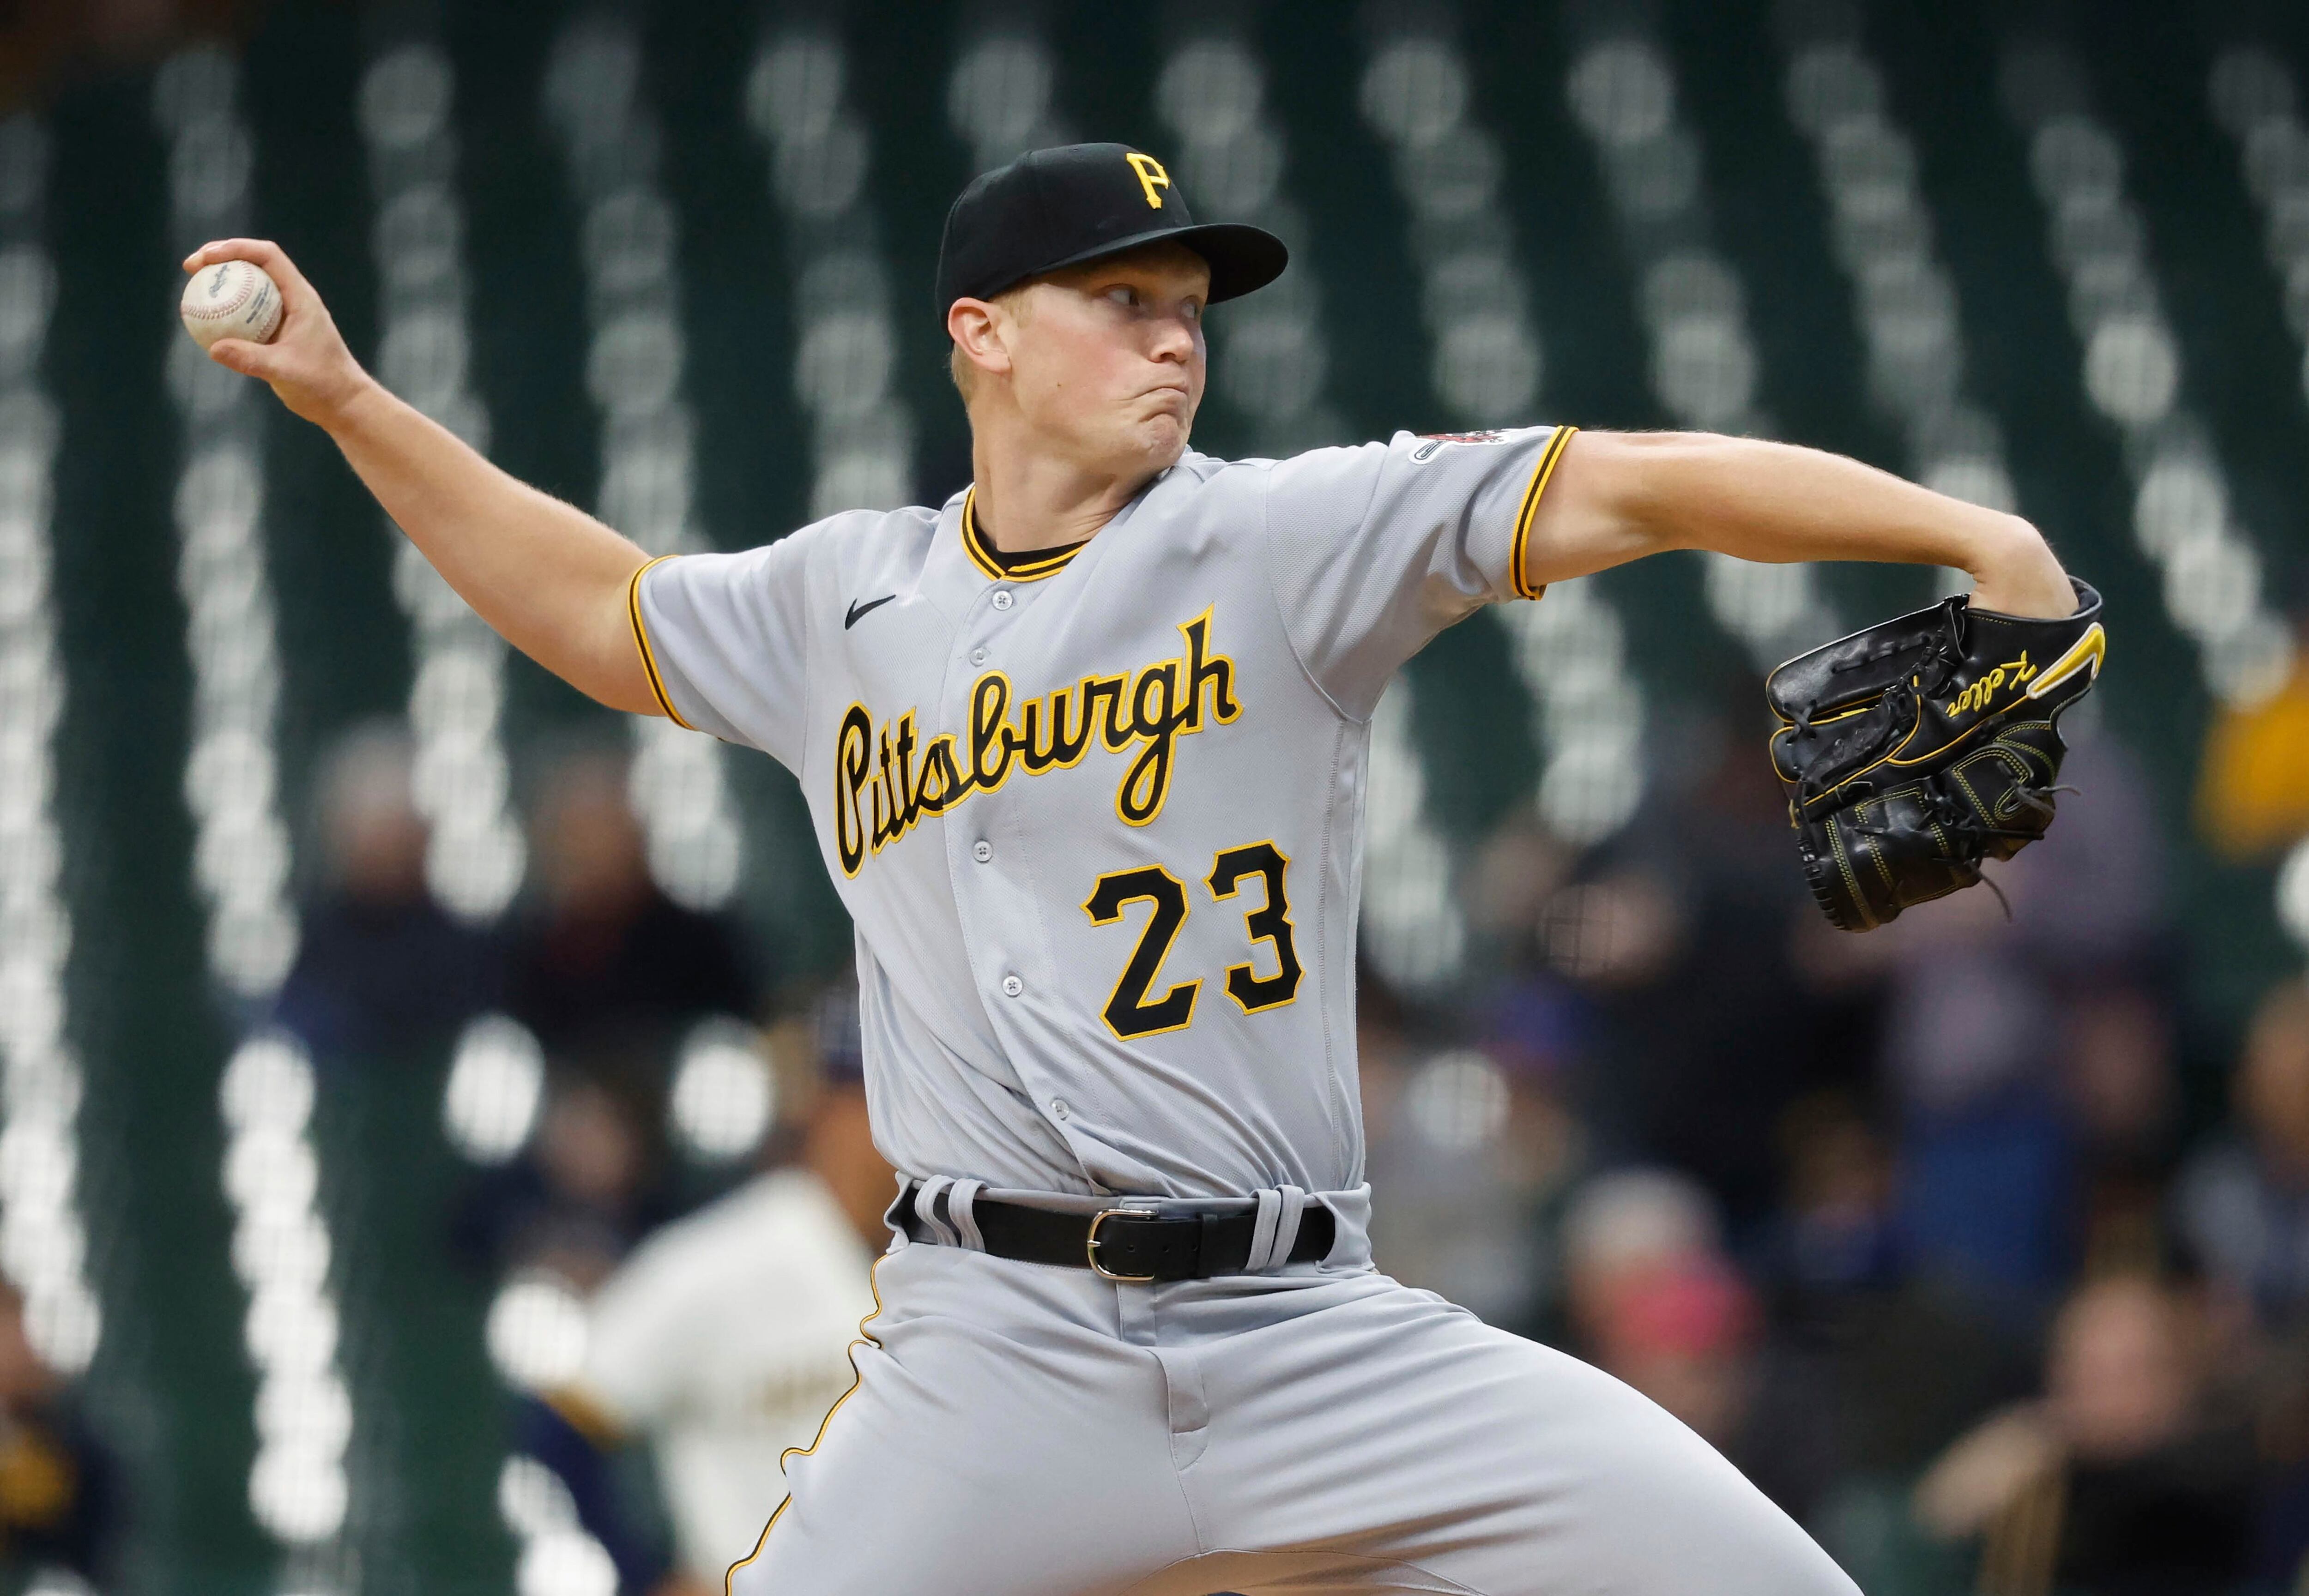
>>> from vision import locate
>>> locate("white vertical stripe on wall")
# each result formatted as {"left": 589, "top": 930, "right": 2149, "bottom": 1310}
{"left": 0, "top": 114, "right": 103, "bottom": 1390}
{"left": 358, "top": 41, "right": 527, "bottom": 923}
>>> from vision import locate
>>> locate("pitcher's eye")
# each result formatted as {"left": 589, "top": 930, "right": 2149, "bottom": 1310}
{"left": 1104, "top": 285, "right": 1139, "bottom": 308}
{"left": 1183, "top": 299, "right": 1203, "bottom": 322}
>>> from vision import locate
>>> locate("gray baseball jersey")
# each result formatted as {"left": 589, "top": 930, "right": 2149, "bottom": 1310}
{"left": 634, "top": 425, "right": 1575, "bottom": 1200}
{"left": 636, "top": 428, "right": 1860, "bottom": 1596}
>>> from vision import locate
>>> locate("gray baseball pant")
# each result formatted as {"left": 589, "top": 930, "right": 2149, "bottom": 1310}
{"left": 728, "top": 1217, "right": 1860, "bottom": 1595}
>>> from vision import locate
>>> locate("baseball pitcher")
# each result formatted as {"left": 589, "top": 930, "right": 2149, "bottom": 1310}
{"left": 189, "top": 141, "right": 2096, "bottom": 1595}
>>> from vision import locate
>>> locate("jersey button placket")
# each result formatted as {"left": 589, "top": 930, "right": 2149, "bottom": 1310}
{"left": 958, "top": 579, "right": 1042, "bottom": 1097}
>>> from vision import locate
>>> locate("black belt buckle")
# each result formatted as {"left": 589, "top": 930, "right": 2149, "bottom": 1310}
{"left": 1085, "top": 1206, "right": 1164, "bottom": 1283}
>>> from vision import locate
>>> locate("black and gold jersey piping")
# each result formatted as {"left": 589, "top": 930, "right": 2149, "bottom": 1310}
{"left": 1509, "top": 425, "right": 1578, "bottom": 603}
{"left": 961, "top": 487, "right": 1087, "bottom": 583}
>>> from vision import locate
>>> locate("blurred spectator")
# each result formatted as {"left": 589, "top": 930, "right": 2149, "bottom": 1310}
{"left": 1865, "top": 729, "right": 2167, "bottom": 1313}
{"left": 2063, "top": 988, "right": 2178, "bottom": 1174}
{"left": 1771, "top": 1093, "right": 1901, "bottom": 1296}
{"left": 1563, "top": 1168, "right": 1840, "bottom": 1524}
{"left": 1915, "top": 1274, "right": 2253, "bottom": 1596}
{"left": 509, "top": 747, "right": 761, "bottom": 1088}
{"left": 1558, "top": 1167, "right": 1722, "bottom": 1355}
{"left": 2177, "top": 978, "right": 2309, "bottom": 1586}
{"left": 2176, "top": 977, "right": 2309, "bottom": 1336}
{"left": 2062, "top": 983, "right": 2181, "bottom": 1279}
{"left": 454, "top": 1074, "right": 674, "bottom": 1288}
{"left": 1594, "top": 1253, "right": 1759, "bottom": 1442}
{"left": 272, "top": 720, "right": 498, "bottom": 1058}
{"left": 1592, "top": 1252, "right": 1842, "bottom": 1528}
{"left": 1543, "top": 692, "right": 1869, "bottom": 1231}
{"left": 2197, "top": 600, "right": 2309, "bottom": 861}
{"left": 522, "top": 986, "right": 889, "bottom": 1593}
{"left": 1363, "top": 957, "right": 1588, "bottom": 1333}
{"left": 0, "top": 1282, "right": 118, "bottom": 1586}
{"left": 1766, "top": 1096, "right": 2035, "bottom": 1486}
{"left": 1461, "top": 819, "right": 1573, "bottom": 962}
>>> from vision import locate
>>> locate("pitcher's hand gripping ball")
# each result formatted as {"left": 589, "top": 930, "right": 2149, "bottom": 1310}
{"left": 1766, "top": 578, "right": 2106, "bottom": 931}
{"left": 180, "top": 259, "right": 283, "bottom": 350}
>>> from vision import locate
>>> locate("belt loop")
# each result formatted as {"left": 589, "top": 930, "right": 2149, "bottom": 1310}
{"left": 1268, "top": 1185, "right": 1307, "bottom": 1270}
{"left": 882, "top": 1174, "right": 914, "bottom": 1240}
{"left": 915, "top": 1176, "right": 958, "bottom": 1247}
{"left": 1244, "top": 1188, "right": 1282, "bottom": 1272}
{"left": 948, "top": 1179, "right": 985, "bottom": 1252}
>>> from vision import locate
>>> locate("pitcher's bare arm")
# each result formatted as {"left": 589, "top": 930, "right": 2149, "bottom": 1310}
{"left": 185, "top": 236, "right": 2074, "bottom": 727}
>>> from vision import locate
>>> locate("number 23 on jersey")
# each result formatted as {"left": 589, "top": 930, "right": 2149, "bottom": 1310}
{"left": 1083, "top": 841, "right": 1303, "bottom": 1040}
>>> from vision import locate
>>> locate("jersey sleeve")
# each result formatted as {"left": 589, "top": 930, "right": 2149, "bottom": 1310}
{"left": 631, "top": 529, "right": 817, "bottom": 769}
{"left": 1261, "top": 425, "right": 1575, "bottom": 720}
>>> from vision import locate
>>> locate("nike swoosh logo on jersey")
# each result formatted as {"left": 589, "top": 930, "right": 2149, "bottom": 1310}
{"left": 845, "top": 594, "right": 897, "bottom": 629}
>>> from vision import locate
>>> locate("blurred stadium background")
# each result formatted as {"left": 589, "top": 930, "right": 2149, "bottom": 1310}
{"left": 0, "top": 0, "right": 2307, "bottom": 1591}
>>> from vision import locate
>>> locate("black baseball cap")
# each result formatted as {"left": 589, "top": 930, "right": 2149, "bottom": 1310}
{"left": 934, "top": 142, "right": 1288, "bottom": 319}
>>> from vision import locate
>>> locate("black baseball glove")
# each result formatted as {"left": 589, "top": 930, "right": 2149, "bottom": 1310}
{"left": 1765, "top": 578, "right": 2105, "bottom": 932}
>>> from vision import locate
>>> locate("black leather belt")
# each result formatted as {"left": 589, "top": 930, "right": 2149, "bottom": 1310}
{"left": 900, "top": 1184, "right": 1335, "bottom": 1282}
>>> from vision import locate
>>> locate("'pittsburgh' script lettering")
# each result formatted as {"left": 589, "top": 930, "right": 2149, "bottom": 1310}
{"left": 834, "top": 609, "right": 1239, "bottom": 876}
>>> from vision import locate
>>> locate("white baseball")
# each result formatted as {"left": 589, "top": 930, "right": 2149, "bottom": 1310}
{"left": 180, "top": 259, "right": 284, "bottom": 350}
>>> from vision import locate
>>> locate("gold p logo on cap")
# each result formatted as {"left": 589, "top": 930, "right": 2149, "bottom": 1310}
{"left": 1124, "top": 151, "right": 1172, "bottom": 209}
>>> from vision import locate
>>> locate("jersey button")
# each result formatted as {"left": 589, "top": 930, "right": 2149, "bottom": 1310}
{"left": 1001, "top": 975, "right": 1023, "bottom": 997}
{"left": 991, "top": 589, "right": 1014, "bottom": 611}
{"left": 972, "top": 840, "right": 992, "bottom": 863}
{"left": 1050, "top": 1099, "right": 1070, "bottom": 1120}
{"left": 970, "top": 647, "right": 989, "bottom": 666}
